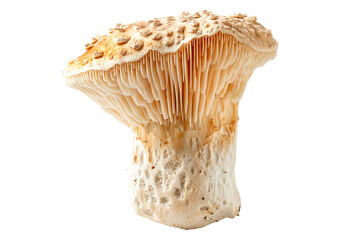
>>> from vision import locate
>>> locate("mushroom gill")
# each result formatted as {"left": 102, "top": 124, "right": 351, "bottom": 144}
{"left": 66, "top": 33, "right": 275, "bottom": 136}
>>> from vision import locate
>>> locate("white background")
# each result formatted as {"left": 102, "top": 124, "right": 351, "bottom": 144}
{"left": 1, "top": 0, "right": 359, "bottom": 239}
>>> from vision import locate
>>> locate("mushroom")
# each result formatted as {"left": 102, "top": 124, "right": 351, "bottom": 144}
{"left": 64, "top": 11, "right": 277, "bottom": 229}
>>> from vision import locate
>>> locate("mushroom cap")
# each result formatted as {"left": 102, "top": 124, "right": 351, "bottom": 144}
{"left": 64, "top": 11, "right": 277, "bottom": 76}
{"left": 64, "top": 11, "right": 277, "bottom": 128}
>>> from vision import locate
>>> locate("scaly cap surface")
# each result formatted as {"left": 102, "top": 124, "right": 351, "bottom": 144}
{"left": 64, "top": 10, "right": 277, "bottom": 76}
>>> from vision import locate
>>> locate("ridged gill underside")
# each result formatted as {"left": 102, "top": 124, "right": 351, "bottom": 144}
{"left": 66, "top": 33, "right": 275, "bottom": 129}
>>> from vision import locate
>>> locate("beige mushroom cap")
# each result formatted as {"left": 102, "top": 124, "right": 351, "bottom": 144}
{"left": 64, "top": 11, "right": 277, "bottom": 128}
{"left": 65, "top": 11, "right": 277, "bottom": 76}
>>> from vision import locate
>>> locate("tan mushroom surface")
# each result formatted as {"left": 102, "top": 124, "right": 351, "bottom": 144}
{"left": 64, "top": 10, "right": 277, "bottom": 229}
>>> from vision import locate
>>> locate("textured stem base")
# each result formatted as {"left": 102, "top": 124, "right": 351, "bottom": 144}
{"left": 128, "top": 124, "right": 240, "bottom": 229}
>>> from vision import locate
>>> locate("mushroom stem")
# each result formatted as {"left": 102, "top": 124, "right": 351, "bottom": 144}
{"left": 128, "top": 118, "right": 241, "bottom": 229}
